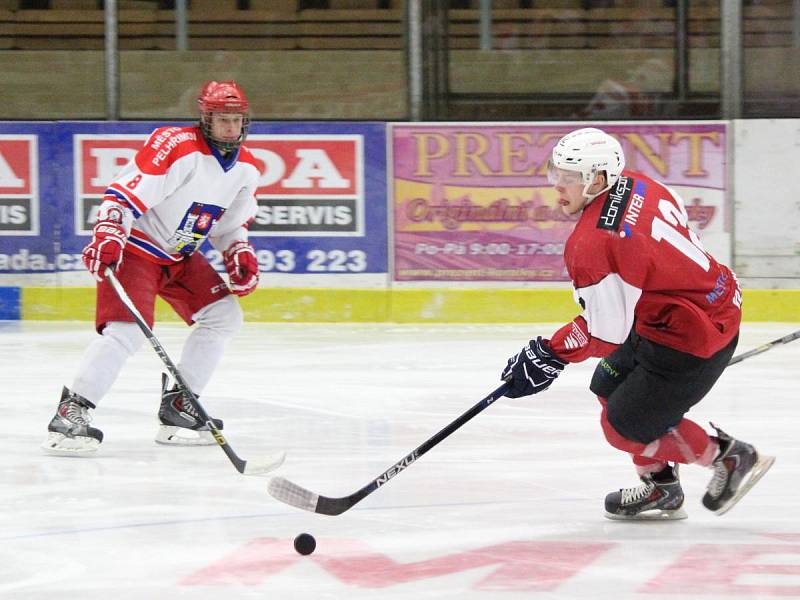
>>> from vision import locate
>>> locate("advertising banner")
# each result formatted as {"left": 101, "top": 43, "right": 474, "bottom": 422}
{"left": 0, "top": 123, "right": 56, "bottom": 273}
{"left": 0, "top": 121, "right": 387, "bottom": 278}
{"left": 391, "top": 123, "right": 728, "bottom": 282}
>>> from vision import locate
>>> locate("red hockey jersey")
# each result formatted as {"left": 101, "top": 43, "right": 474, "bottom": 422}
{"left": 549, "top": 170, "right": 741, "bottom": 362}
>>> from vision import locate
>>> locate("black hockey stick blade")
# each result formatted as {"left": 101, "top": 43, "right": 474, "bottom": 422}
{"left": 727, "top": 328, "right": 800, "bottom": 366}
{"left": 267, "top": 382, "right": 510, "bottom": 516}
{"left": 105, "top": 268, "right": 285, "bottom": 476}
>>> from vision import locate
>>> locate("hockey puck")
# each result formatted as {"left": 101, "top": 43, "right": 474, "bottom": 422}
{"left": 293, "top": 533, "right": 316, "bottom": 555}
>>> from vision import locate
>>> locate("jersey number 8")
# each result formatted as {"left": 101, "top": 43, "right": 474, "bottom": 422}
{"left": 126, "top": 175, "right": 142, "bottom": 190}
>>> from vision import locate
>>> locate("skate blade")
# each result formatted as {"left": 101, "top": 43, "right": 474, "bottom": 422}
{"left": 40, "top": 432, "right": 100, "bottom": 456}
{"left": 605, "top": 507, "right": 688, "bottom": 521}
{"left": 713, "top": 454, "right": 775, "bottom": 516}
{"left": 155, "top": 425, "right": 216, "bottom": 446}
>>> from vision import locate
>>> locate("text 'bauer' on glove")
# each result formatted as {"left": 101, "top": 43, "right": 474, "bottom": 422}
{"left": 501, "top": 336, "right": 567, "bottom": 398}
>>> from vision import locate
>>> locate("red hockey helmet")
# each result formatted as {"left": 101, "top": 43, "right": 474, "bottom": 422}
{"left": 197, "top": 80, "right": 251, "bottom": 152}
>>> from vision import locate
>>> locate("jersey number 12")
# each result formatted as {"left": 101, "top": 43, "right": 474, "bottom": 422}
{"left": 650, "top": 198, "right": 710, "bottom": 271}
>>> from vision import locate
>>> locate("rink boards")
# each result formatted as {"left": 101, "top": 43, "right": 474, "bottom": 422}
{"left": 7, "top": 287, "right": 799, "bottom": 323}
{"left": 0, "top": 119, "right": 796, "bottom": 323}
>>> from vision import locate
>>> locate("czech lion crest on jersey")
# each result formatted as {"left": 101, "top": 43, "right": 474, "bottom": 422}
{"left": 168, "top": 202, "right": 226, "bottom": 256}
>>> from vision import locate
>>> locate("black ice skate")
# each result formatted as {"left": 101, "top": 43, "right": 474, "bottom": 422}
{"left": 702, "top": 424, "right": 775, "bottom": 515}
{"left": 155, "top": 373, "right": 223, "bottom": 446}
{"left": 41, "top": 387, "right": 103, "bottom": 455}
{"left": 605, "top": 465, "right": 687, "bottom": 520}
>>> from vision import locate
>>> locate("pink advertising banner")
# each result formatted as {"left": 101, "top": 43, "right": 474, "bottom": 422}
{"left": 392, "top": 123, "right": 727, "bottom": 282}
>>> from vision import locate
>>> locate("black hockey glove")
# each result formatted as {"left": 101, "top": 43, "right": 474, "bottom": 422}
{"left": 501, "top": 337, "right": 567, "bottom": 398}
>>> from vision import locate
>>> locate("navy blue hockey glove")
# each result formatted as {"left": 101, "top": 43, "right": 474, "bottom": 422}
{"left": 501, "top": 337, "right": 567, "bottom": 398}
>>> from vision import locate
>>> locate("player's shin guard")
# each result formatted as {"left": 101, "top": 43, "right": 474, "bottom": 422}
{"left": 41, "top": 387, "right": 103, "bottom": 455}
{"left": 155, "top": 373, "right": 223, "bottom": 446}
{"left": 605, "top": 464, "right": 687, "bottom": 520}
{"left": 702, "top": 424, "right": 775, "bottom": 515}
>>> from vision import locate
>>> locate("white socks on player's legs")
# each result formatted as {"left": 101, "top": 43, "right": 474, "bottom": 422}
{"left": 48, "top": 298, "right": 242, "bottom": 453}
{"left": 71, "top": 295, "right": 242, "bottom": 404}
{"left": 70, "top": 296, "right": 241, "bottom": 404}
{"left": 177, "top": 295, "right": 243, "bottom": 394}
{"left": 72, "top": 321, "right": 145, "bottom": 405}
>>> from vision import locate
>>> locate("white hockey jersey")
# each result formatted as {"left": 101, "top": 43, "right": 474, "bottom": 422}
{"left": 101, "top": 125, "right": 263, "bottom": 265}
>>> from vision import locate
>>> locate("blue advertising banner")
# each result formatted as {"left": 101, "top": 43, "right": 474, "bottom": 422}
{"left": 0, "top": 121, "right": 387, "bottom": 276}
{"left": 0, "top": 122, "right": 58, "bottom": 273}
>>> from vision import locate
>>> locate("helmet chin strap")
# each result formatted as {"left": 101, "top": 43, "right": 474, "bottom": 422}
{"left": 581, "top": 170, "right": 612, "bottom": 204}
{"left": 582, "top": 184, "right": 609, "bottom": 205}
{"left": 208, "top": 136, "right": 238, "bottom": 153}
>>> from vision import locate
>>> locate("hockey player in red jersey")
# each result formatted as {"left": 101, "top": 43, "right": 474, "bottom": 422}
{"left": 501, "top": 127, "right": 774, "bottom": 519}
{"left": 43, "top": 81, "right": 264, "bottom": 455}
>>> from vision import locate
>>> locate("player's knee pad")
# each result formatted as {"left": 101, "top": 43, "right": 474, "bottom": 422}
{"left": 193, "top": 295, "right": 243, "bottom": 338}
{"left": 103, "top": 321, "right": 146, "bottom": 356}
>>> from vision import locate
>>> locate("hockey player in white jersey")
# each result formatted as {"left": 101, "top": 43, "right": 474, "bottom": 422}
{"left": 42, "top": 81, "right": 264, "bottom": 454}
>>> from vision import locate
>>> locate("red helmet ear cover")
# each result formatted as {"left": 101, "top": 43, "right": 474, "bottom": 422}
{"left": 197, "top": 81, "right": 249, "bottom": 114}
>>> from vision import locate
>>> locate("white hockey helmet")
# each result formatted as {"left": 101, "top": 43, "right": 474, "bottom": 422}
{"left": 548, "top": 128, "right": 625, "bottom": 198}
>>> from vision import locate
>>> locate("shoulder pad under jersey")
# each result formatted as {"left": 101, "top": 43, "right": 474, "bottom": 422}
{"left": 237, "top": 145, "right": 266, "bottom": 175}
{"left": 135, "top": 126, "right": 207, "bottom": 175}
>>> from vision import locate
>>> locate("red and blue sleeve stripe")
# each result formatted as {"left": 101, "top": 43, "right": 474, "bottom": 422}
{"left": 107, "top": 183, "right": 148, "bottom": 218}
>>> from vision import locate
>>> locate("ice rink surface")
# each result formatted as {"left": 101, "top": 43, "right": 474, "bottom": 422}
{"left": 2, "top": 320, "right": 799, "bottom": 599}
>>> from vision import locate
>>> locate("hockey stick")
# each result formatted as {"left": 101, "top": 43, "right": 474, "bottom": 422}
{"left": 267, "top": 382, "right": 509, "bottom": 516}
{"left": 105, "top": 268, "right": 285, "bottom": 476}
{"left": 268, "top": 328, "right": 800, "bottom": 515}
{"left": 727, "top": 328, "right": 800, "bottom": 366}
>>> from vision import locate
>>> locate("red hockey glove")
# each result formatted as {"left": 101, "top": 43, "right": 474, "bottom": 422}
{"left": 224, "top": 241, "right": 259, "bottom": 297}
{"left": 82, "top": 219, "right": 127, "bottom": 281}
{"left": 501, "top": 337, "right": 567, "bottom": 398}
